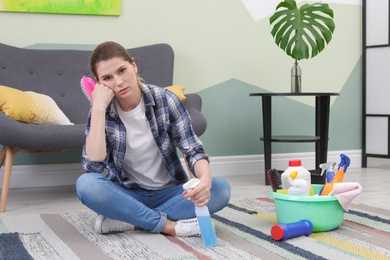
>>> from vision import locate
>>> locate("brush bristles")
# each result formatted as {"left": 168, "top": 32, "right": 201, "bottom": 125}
{"left": 80, "top": 78, "right": 93, "bottom": 103}
{"left": 267, "top": 169, "right": 282, "bottom": 192}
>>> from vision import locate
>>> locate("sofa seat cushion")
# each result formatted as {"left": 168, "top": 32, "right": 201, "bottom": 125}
{"left": 0, "top": 85, "right": 73, "bottom": 125}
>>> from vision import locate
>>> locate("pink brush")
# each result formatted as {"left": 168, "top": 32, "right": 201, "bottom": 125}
{"left": 80, "top": 76, "right": 95, "bottom": 103}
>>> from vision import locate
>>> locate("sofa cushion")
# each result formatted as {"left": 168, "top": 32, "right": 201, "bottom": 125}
{"left": 0, "top": 85, "right": 73, "bottom": 125}
{"left": 165, "top": 85, "right": 186, "bottom": 102}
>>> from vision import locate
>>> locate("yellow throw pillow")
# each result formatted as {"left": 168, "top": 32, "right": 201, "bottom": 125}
{"left": 0, "top": 85, "right": 73, "bottom": 125}
{"left": 165, "top": 85, "right": 186, "bottom": 102}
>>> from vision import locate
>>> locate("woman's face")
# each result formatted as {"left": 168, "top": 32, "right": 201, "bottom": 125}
{"left": 95, "top": 57, "right": 139, "bottom": 100}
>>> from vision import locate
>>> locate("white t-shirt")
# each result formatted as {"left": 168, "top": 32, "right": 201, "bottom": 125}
{"left": 116, "top": 97, "right": 172, "bottom": 190}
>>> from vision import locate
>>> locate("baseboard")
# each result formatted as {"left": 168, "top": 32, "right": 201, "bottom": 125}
{"left": 1, "top": 150, "right": 362, "bottom": 188}
{"left": 2, "top": 163, "right": 84, "bottom": 189}
{"left": 206, "top": 149, "right": 361, "bottom": 177}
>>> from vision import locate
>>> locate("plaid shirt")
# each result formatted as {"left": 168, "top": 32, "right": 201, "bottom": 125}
{"left": 81, "top": 84, "right": 209, "bottom": 188}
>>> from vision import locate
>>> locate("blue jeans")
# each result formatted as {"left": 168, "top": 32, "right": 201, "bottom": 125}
{"left": 76, "top": 173, "right": 231, "bottom": 234}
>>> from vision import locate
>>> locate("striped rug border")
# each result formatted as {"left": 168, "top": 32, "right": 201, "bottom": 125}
{"left": 1, "top": 197, "right": 390, "bottom": 259}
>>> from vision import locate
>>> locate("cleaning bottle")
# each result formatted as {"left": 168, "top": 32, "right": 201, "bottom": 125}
{"left": 319, "top": 162, "right": 336, "bottom": 195}
{"left": 281, "top": 160, "right": 311, "bottom": 189}
{"left": 320, "top": 154, "right": 350, "bottom": 196}
{"left": 319, "top": 162, "right": 336, "bottom": 183}
{"left": 288, "top": 170, "right": 309, "bottom": 195}
{"left": 320, "top": 167, "right": 345, "bottom": 196}
{"left": 183, "top": 178, "right": 218, "bottom": 247}
{"left": 271, "top": 220, "right": 313, "bottom": 241}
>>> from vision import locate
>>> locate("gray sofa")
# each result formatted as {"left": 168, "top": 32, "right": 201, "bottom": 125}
{"left": 0, "top": 42, "right": 207, "bottom": 212}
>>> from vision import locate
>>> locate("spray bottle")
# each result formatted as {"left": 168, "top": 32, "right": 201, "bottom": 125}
{"left": 320, "top": 154, "right": 350, "bottom": 196}
{"left": 319, "top": 162, "right": 336, "bottom": 183}
{"left": 183, "top": 178, "right": 218, "bottom": 247}
{"left": 319, "top": 162, "right": 336, "bottom": 195}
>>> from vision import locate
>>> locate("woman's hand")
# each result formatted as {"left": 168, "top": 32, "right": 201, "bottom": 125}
{"left": 183, "top": 179, "right": 212, "bottom": 207}
{"left": 183, "top": 159, "right": 212, "bottom": 207}
{"left": 92, "top": 83, "right": 114, "bottom": 110}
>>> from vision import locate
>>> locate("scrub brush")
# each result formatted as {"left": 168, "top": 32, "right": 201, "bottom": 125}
{"left": 267, "top": 168, "right": 282, "bottom": 192}
{"left": 80, "top": 76, "right": 95, "bottom": 103}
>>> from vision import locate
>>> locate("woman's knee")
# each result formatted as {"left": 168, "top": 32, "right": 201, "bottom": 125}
{"left": 76, "top": 173, "right": 101, "bottom": 199}
{"left": 209, "top": 177, "right": 231, "bottom": 212}
{"left": 212, "top": 177, "right": 231, "bottom": 196}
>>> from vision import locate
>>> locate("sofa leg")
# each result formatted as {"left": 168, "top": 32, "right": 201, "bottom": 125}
{"left": 0, "top": 146, "right": 6, "bottom": 167}
{"left": 0, "top": 146, "right": 15, "bottom": 212}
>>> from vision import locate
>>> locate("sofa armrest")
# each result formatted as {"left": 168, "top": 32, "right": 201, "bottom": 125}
{"left": 183, "top": 93, "right": 207, "bottom": 137}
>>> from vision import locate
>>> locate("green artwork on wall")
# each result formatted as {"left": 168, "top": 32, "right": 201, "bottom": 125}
{"left": 0, "top": 0, "right": 121, "bottom": 16}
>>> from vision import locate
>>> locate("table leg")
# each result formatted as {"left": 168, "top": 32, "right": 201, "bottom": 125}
{"left": 262, "top": 96, "right": 272, "bottom": 185}
{"left": 314, "top": 96, "right": 330, "bottom": 183}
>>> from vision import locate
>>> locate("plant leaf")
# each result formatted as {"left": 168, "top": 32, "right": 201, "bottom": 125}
{"left": 269, "top": 0, "right": 335, "bottom": 60}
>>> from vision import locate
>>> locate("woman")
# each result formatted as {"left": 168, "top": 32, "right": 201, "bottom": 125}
{"left": 76, "top": 41, "right": 231, "bottom": 237}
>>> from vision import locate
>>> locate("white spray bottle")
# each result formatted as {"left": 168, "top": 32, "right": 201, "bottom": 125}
{"left": 183, "top": 178, "right": 218, "bottom": 247}
{"left": 319, "top": 162, "right": 336, "bottom": 183}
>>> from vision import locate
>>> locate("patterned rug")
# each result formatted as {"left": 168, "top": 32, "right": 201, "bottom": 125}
{"left": 1, "top": 198, "right": 390, "bottom": 260}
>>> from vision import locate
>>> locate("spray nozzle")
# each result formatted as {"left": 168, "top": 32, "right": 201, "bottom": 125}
{"left": 319, "top": 162, "right": 336, "bottom": 176}
{"left": 183, "top": 178, "right": 201, "bottom": 192}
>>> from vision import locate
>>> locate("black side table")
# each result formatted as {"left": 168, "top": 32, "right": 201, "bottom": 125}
{"left": 250, "top": 92, "right": 339, "bottom": 185}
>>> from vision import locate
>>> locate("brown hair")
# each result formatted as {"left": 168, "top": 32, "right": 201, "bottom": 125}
{"left": 90, "top": 41, "right": 134, "bottom": 79}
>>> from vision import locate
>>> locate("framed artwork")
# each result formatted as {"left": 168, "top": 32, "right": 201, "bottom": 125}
{"left": 0, "top": 0, "right": 121, "bottom": 16}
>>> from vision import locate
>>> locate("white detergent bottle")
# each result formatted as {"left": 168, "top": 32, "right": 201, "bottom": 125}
{"left": 288, "top": 170, "right": 309, "bottom": 195}
{"left": 183, "top": 178, "right": 218, "bottom": 247}
{"left": 281, "top": 159, "right": 311, "bottom": 189}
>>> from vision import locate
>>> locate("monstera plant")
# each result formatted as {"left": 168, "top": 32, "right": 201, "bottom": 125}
{"left": 269, "top": 0, "right": 335, "bottom": 92}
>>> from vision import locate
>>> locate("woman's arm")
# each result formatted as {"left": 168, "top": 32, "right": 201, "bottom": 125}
{"left": 165, "top": 90, "right": 212, "bottom": 206}
{"left": 85, "top": 83, "right": 114, "bottom": 161}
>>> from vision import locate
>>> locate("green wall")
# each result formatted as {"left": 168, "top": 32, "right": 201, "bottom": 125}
{"left": 0, "top": 1, "right": 362, "bottom": 165}
{"left": 200, "top": 58, "right": 362, "bottom": 156}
